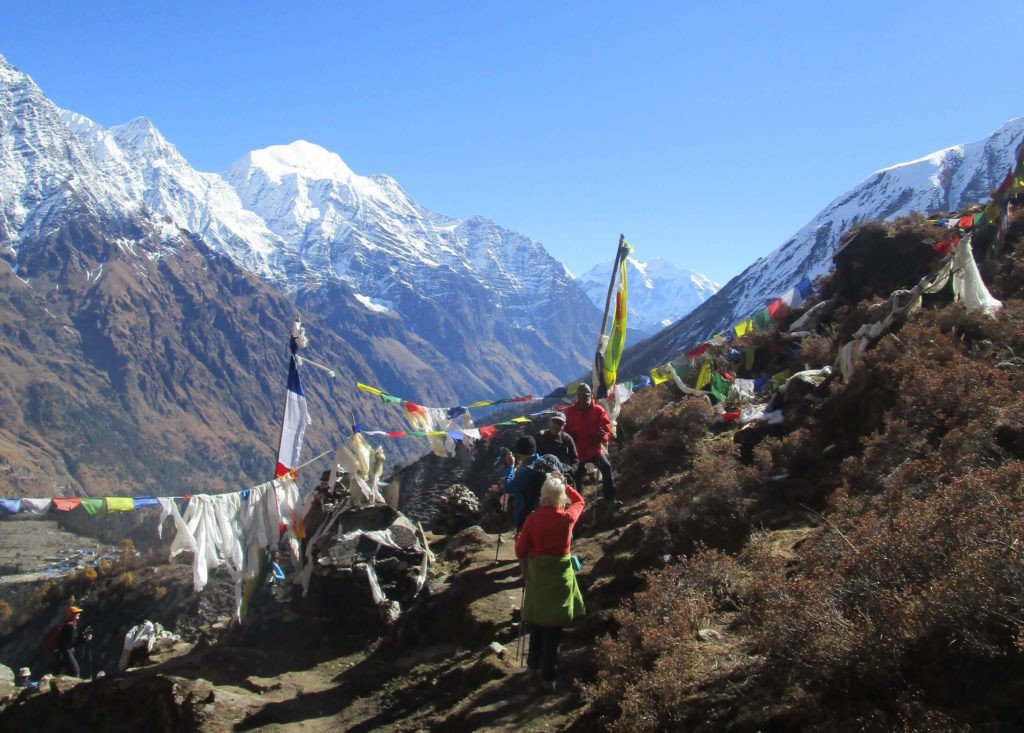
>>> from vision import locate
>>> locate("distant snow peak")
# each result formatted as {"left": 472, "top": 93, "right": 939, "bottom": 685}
{"left": 579, "top": 256, "right": 720, "bottom": 335}
{"left": 246, "top": 140, "right": 356, "bottom": 183}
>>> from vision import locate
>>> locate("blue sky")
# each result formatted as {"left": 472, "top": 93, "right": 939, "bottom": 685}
{"left": 2, "top": 2, "right": 1021, "bottom": 286}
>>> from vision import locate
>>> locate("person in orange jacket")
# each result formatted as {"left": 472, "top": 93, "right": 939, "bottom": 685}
{"left": 559, "top": 383, "right": 619, "bottom": 506}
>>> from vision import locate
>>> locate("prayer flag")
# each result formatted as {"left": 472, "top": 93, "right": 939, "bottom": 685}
{"left": 106, "top": 497, "right": 134, "bottom": 512}
{"left": 356, "top": 383, "right": 383, "bottom": 397}
{"left": 767, "top": 298, "right": 788, "bottom": 319}
{"left": 685, "top": 342, "right": 709, "bottom": 360}
{"left": 0, "top": 499, "right": 20, "bottom": 514}
{"left": 650, "top": 364, "right": 674, "bottom": 385}
{"left": 275, "top": 333, "right": 311, "bottom": 478}
{"left": 404, "top": 401, "right": 427, "bottom": 415}
{"left": 133, "top": 497, "right": 159, "bottom": 509}
{"left": 479, "top": 426, "right": 497, "bottom": 439}
{"left": 53, "top": 498, "right": 81, "bottom": 511}
{"left": 81, "top": 498, "right": 105, "bottom": 515}
{"left": 695, "top": 361, "right": 712, "bottom": 391}
{"left": 753, "top": 309, "right": 772, "bottom": 331}
{"left": 958, "top": 215, "right": 974, "bottom": 229}
{"left": 601, "top": 244, "right": 631, "bottom": 392}
{"left": 733, "top": 319, "right": 754, "bottom": 338}
{"left": 711, "top": 372, "right": 733, "bottom": 402}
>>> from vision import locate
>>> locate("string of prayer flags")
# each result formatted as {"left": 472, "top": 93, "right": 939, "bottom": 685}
{"left": 356, "top": 381, "right": 536, "bottom": 414}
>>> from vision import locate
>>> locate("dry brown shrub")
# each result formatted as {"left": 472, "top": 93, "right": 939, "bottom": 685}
{"left": 749, "top": 462, "right": 1024, "bottom": 713}
{"left": 119, "top": 571, "right": 133, "bottom": 585}
{"left": 587, "top": 550, "right": 745, "bottom": 731}
{"left": 616, "top": 396, "right": 714, "bottom": 494}
{"left": 648, "top": 441, "right": 760, "bottom": 555}
{"left": 798, "top": 333, "right": 836, "bottom": 369}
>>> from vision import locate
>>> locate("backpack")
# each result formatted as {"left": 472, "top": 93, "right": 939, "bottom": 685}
{"left": 534, "top": 454, "right": 574, "bottom": 486}
{"left": 42, "top": 624, "right": 61, "bottom": 653}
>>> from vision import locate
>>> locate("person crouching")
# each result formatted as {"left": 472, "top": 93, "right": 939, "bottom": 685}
{"left": 515, "top": 472, "right": 586, "bottom": 693}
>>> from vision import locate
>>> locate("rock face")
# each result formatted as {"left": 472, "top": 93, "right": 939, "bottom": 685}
{"left": 621, "top": 117, "right": 1024, "bottom": 373}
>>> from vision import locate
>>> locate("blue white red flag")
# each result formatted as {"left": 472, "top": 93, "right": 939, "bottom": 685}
{"left": 275, "top": 334, "right": 310, "bottom": 478}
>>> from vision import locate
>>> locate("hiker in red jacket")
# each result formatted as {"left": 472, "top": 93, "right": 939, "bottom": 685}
{"left": 560, "top": 383, "right": 619, "bottom": 507}
{"left": 515, "top": 473, "right": 586, "bottom": 693}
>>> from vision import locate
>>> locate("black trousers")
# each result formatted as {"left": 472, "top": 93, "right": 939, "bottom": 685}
{"left": 574, "top": 453, "right": 615, "bottom": 501}
{"left": 57, "top": 648, "right": 80, "bottom": 677}
{"left": 527, "top": 624, "right": 563, "bottom": 682}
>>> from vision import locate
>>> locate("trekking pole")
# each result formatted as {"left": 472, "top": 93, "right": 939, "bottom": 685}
{"left": 493, "top": 532, "right": 502, "bottom": 564}
{"left": 516, "top": 582, "right": 527, "bottom": 666}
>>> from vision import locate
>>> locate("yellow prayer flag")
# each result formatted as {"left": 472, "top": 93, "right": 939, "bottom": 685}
{"left": 695, "top": 361, "right": 712, "bottom": 391}
{"left": 106, "top": 497, "right": 134, "bottom": 512}
{"left": 357, "top": 383, "right": 384, "bottom": 397}
{"left": 772, "top": 369, "right": 792, "bottom": 385}
{"left": 469, "top": 400, "right": 495, "bottom": 408}
{"left": 510, "top": 416, "right": 532, "bottom": 423}
{"left": 734, "top": 319, "right": 754, "bottom": 338}
{"left": 649, "top": 364, "right": 673, "bottom": 385}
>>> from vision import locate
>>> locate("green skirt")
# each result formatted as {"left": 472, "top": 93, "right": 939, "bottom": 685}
{"left": 522, "top": 554, "right": 585, "bottom": 627}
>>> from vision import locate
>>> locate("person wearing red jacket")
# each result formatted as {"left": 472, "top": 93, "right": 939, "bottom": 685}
{"left": 559, "top": 383, "right": 619, "bottom": 506}
{"left": 515, "top": 474, "right": 586, "bottom": 693}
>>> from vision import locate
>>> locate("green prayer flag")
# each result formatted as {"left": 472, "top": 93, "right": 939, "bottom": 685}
{"left": 81, "top": 498, "right": 105, "bottom": 515}
{"left": 753, "top": 309, "right": 772, "bottom": 331}
{"left": 710, "top": 372, "right": 733, "bottom": 402}
{"left": 380, "top": 393, "right": 402, "bottom": 404}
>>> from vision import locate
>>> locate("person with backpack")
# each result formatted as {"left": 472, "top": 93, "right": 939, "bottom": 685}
{"left": 535, "top": 412, "right": 579, "bottom": 479}
{"left": 55, "top": 605, "right": 91, "bottom": 677}
{"left": 560, "top": 383, "right": 620, "bottom": 507}
{"left": 501, "top": 436, "right": 547, "bottom": 533}
{"left": 515, "top": 471, "right": 586, "bottom": 693}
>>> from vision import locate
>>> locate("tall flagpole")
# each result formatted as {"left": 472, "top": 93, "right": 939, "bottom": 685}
{"left": 594, "top": 234, "right": 627, "bottom": 392}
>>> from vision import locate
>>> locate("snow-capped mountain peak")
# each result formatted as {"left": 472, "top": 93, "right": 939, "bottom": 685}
{"left": 579, "top": 256, "right": 720, "bottom": 334}
{"left": 245, "top": 140, "right": 356, "bottom": 183}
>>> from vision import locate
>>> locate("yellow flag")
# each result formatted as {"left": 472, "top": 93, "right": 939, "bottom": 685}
{"left": 357, "top": 383, "right": 383, "bottom": 397}
{"left": 649, "top": 364, "right": 674, "bottom": 385}
{"left": 601, "top": 241, "right": 632, "bottom": 390}
{"left": 695, "top": 361, "right": 712, "bottom": 391}
{"left": 106, "top": 497, "right": 134, "bottom": 512}
{"left": 734, "top": 319, "right": 754, "bottom": 338}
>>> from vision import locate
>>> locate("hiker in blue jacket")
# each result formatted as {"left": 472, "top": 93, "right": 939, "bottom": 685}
{"left": 501, "top": 436, "right": 546, "bottom": 533}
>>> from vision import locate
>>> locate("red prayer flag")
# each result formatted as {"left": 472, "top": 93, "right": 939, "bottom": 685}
{"left": 685, "top": 342, "right": 709, "bottom": 360}
{"left": 53, "top": 497, "right": 81, "bottom": 511}
{"left": 403, "top": 401, "right": 427, "bottom": 415}
{"left": 386, "top": 431, "right": 408, "bottom": 438}
{"left": 958, "top": 215, "right": 974, "bottom": 229}
{"left": 722, "top": 409, "right": 741, "bottom": 423}
{"left": 767, "top": 298, "right": 788, "bottom": 319}
{"left": 511, "top": 395, "right": 534, "bottom": 403}
{"left": 478, "top": 425, "right": 497, "bottom": 439}
{"left": 933, "top": 239, "right": 954, "bottom": 256}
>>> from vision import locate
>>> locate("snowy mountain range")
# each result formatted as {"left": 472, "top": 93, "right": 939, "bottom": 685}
{"left": 579, "top": 257, "right": 719, "bottom": 335}
{"left": 0, "top": 51, "right": 606, "bottom": 395}
{"left": 621, "top": 116, "right": 1024, "bottom": 374}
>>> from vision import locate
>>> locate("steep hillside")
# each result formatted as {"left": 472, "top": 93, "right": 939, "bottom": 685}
{"left": 622, "top": 117, "right": 1024, "bottom": 375}
{"left": 3, "top": 207, "right": 1020, "bottom": 731}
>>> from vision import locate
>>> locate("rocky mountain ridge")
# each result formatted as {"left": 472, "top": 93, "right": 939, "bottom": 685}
{"left": 621, "top": 116, "right": 1024, "bottom": 374}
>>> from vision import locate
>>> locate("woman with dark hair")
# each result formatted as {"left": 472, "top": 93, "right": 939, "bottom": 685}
{"left": 515, "top": 472, "right": 585, "bottom": 693}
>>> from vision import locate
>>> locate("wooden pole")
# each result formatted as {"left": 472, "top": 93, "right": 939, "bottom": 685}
{"left": 593, "top": 235, "right": 626, "bottom": 390}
